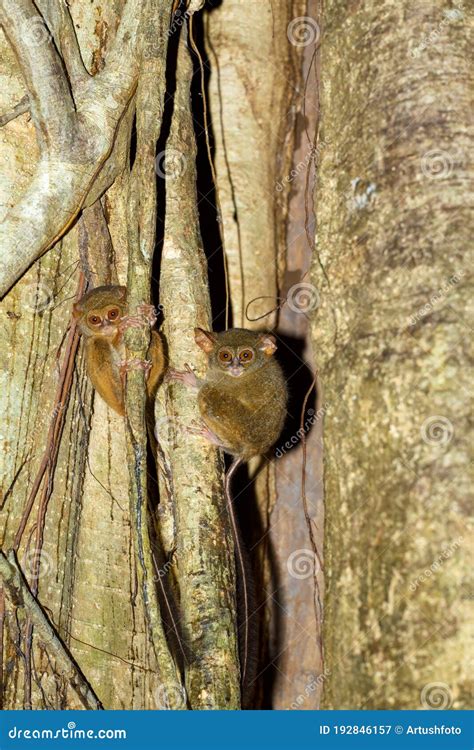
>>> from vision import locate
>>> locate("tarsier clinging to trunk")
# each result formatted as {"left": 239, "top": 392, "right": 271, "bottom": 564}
{"left": 73, "top": 285, "right": 165, "bottom": 415}
{"left": 169, "top": 327, "right": 288, "bottom": 687}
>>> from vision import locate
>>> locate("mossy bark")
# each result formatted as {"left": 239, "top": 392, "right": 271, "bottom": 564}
{"left": 312, "top": 0, "right": 472, "bottom": 709}
{"left": 0, "top": 0, "right": 172, "bottom": 709}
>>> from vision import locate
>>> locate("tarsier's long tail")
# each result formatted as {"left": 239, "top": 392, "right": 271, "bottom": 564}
{"left": 224, "top": 458, "right": 249, "bottom": 686}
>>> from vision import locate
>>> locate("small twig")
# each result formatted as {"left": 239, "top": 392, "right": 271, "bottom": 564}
{"left": 13, "top": 275, "right": 86, "bottom": 551}
{"left": 0, "top": 551, "right": 102, "bottom": 710}
{"left": 0, "top": 95, "right": 29, "bottom": 127}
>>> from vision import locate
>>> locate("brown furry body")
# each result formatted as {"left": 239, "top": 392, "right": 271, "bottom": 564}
{"left": 73, "top": 285, "right": 165, "bottom": 416}
{"left": 198, "top": 358, "right": 287, "bottom": 460}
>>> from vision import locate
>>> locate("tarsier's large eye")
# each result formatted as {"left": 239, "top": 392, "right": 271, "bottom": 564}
{"left": 239, "top": 348, "right": 254, "bottom": 363}
{"left": 218, "top": 348, "right": 233, "bottom": 363}
{"left": 107, "top": 308, "right": 120, "bottom": 321}
{"left": 88, "top": 314, "right": 102, "bottom": 326}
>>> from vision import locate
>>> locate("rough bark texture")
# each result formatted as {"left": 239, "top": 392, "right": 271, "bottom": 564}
{"left": 205, "top": 0, "right": 325, "bottom": 710}
{"left": 270, "top": 0, "right": 325, "bottom": 710}
{"left": 0, "top": 0, "right": 173, "bottom": 710}
{"left": 312, "top": 0, "right": 472, "bottom": 709}
{"left": 158, "top": 27, "right": 240, "bottom": 710}
{"left": 206, "top": 0, "right": 304, "bottom": 327}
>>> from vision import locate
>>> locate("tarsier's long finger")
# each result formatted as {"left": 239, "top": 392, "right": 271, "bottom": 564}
{"left": 118, "top": 315, "right": 145, "bottom": 333}
{"left": 119, "top": 358, "right": 152, "bottom": 378}
{"left": 136, "top": 303, "right": 158, "bottom": 326}
{"left": 187, "top": 420, "right": 225, "bottom": 448}
{"left": 166, "top": 365, "right": 199, "bottom": 389}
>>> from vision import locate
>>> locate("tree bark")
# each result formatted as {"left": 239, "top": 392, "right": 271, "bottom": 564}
{"left": 312, "top": 0, "right": 472, "bottom": 709}
{"left": 0, "top": 0, "right": 179, "bottom": 710}
{"left": 158, "top": 25, "right": 240, "bottom": 710}
{"left": 206, "top": 0, "right": 325, "bottom": 710}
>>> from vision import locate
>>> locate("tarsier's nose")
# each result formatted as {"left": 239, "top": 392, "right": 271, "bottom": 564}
{"left": 228, "top": 357, "right": 244, "bottom": 377}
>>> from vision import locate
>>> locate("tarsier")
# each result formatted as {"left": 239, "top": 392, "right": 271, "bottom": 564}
{"left": 74, "top": 292, "right": 288, "bottom": 695}
{"left": 73, "top": 285, "right": 165, "bottom": 416}
{"left": 169, "top": 327, "right": 288, "bottom": 686}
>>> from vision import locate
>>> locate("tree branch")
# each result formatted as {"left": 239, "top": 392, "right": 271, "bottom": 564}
{"left": 0, "top": 551, "right": 102, "bottom": 710}
{"left": 93, "top": 0, "right": 144, "bottom": 101}
{"left": 158, "top": 27, "right": 241, "bottom": 709}
{"left": 0, "top": 0, "right": 76, "bottom": 148}
{"left": 123, "top": 0, "right": 185, "bottom": 707}
{"left": 0, "top": 0, "right": 148, "bottom": 299}
{"left": 36, "top": 0, "right": 89, "bottom": 93}
{"left": 0, "top": 94, "right": 29, "bottom": 127}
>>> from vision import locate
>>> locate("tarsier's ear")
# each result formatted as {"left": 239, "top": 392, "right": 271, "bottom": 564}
{"left": 72, "top": 302, "right": 82, "bottom": 319}
{"left": 194, "top": 328, "right": 217, "bottom": 353}
{"left": 258, "top": 333, "right": 277, "bottom": 356}
{"left": 117, "top": 286, "right": 127, "bottom": 300}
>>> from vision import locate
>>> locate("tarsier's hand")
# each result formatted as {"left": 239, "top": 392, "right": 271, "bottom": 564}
{"left": 119, "top": 302, "right": 158, "bottom": 334}
{"left": 166, "top": 364, "right": 200, "bottom": 390}
{"left": 136, "top": 302, "right": 158, "bottom": 327}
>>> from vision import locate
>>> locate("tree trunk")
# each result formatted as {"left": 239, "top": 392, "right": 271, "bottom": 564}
{"left": 205, "top": 0, "right": 324, "bottom": 709}
{"left": 312, "top": 0, "right": 472, "bottom": 709}
{"left": 0, "top": 0, "right": 236, "bottom": 710}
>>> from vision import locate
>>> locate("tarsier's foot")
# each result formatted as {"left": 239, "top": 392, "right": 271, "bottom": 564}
{"left": 166, "top": 364, "right": 200, "bottom": 390}
{"left": 187, "top": 419, "right": 225, "bottom": 448}
{"left": 119, "top": 358, "right": 152, "bottom": 379}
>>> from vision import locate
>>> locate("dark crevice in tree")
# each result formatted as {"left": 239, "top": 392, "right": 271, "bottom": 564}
{"left": 129, "top": 113, "right": 137, "bottom": 172}
{"left": 188, "top": 10, "right": 229, "bottom": 331}
{"left": 229, "top": 330, "right": 317, "bottom": 708}
{"left": 153, "top": 8, "right": 228, "bottom": 323}
{"left": 152, "top": 25, "right": 180, "bottom": 305}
